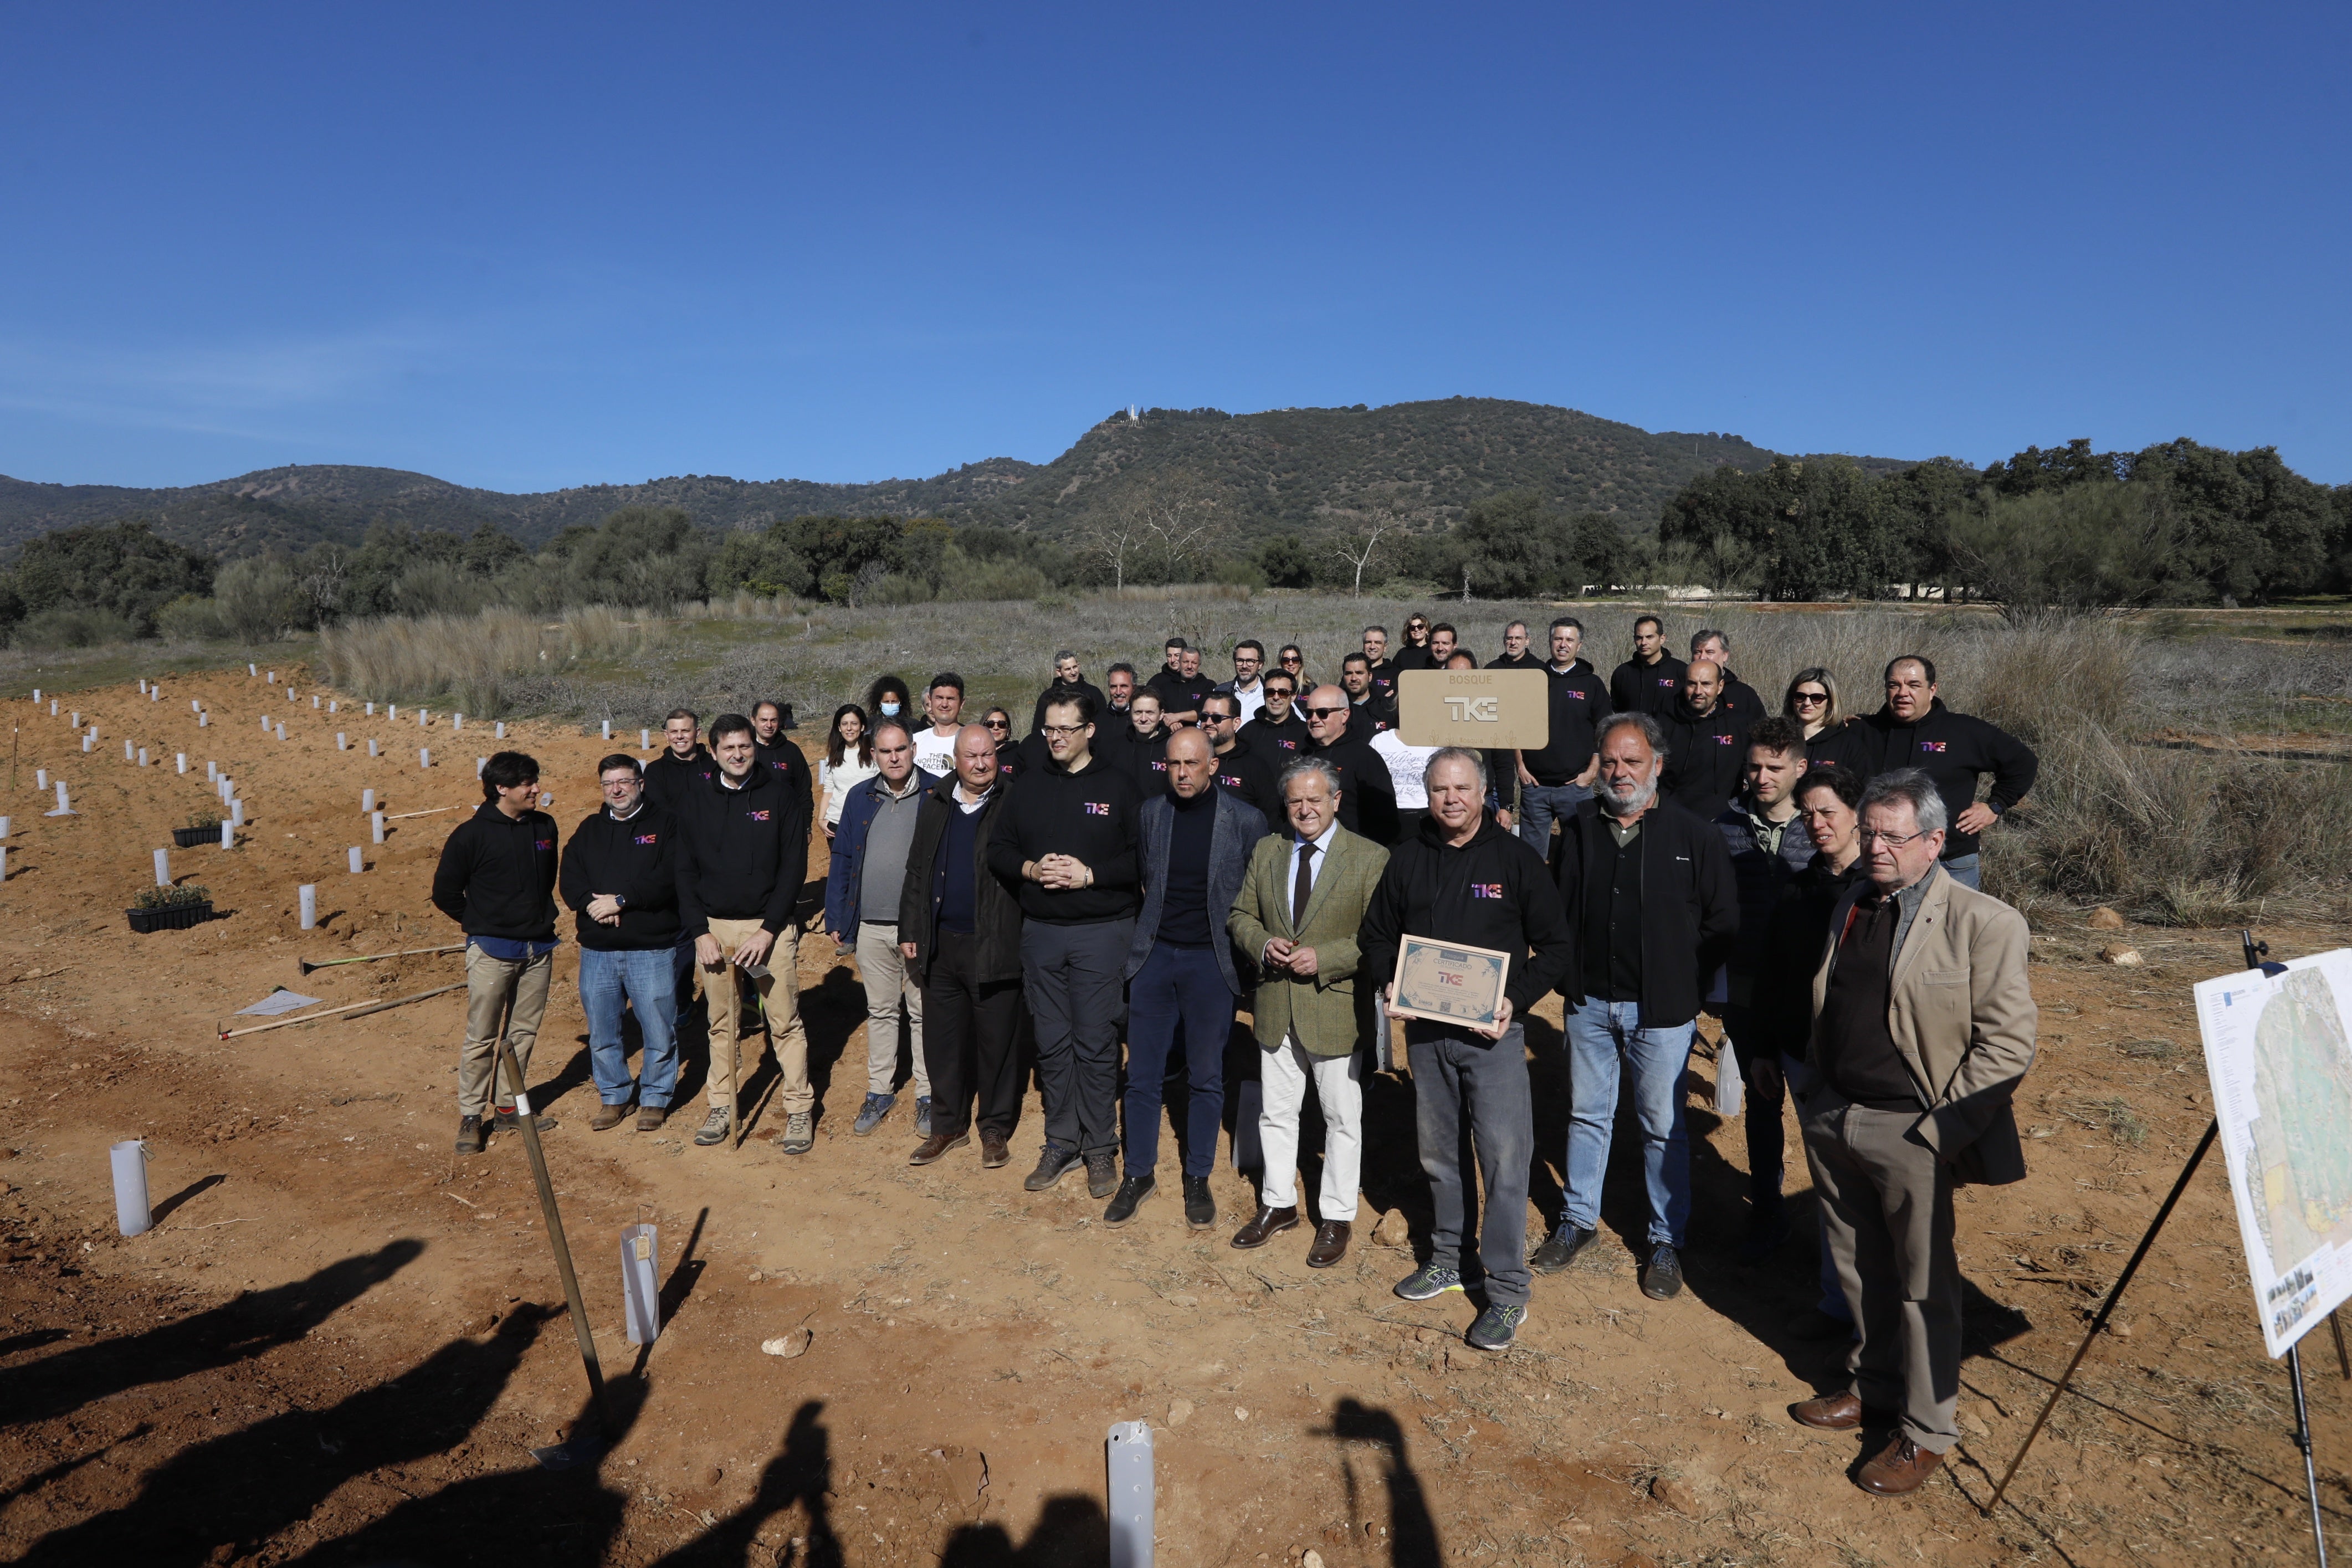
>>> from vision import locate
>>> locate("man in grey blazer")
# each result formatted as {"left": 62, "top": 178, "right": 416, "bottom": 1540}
{"left": 1115, "top": 728, "right": 1269, "bottom": 1227}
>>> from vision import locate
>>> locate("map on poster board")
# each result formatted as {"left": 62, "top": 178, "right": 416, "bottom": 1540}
{"left": 2195, "top": 949, "right": 2352, "bottom": 1358}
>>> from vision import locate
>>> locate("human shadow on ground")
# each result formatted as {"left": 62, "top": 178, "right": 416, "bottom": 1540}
{"left": 937, "top": 1495, "right": 1111, "bottom": 1567}
{"left": 0, "top": 1239, "right": 423, "bottom": 1429}
{"left": 645, "top": 1398, "right": 846, "bottom": 1566}
{"left": 1321, "top": 1396, "right": 1444, "bottom": 1568}
{"left": 14, "top": 1299, "right": 558, "bottom": 1565}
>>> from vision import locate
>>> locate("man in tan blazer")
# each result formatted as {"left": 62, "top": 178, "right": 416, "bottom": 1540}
{"left": 1227, "top": 755, "right": 1390, "bottom": 1266}
{"left": 1790, "top": 767, "right": 2037, "bottom": 1496}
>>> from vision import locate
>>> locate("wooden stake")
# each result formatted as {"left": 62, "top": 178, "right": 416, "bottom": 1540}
{"left": 299, "top": 942, "right": 465, "bottom": 975}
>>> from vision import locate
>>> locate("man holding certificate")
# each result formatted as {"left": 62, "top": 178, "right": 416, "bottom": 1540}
{"left": 1359, "top": 748, "right": 1572, "bottom": 1352}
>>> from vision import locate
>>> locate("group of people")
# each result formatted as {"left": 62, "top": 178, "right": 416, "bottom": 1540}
{"left": 429, "top": 613, "right": 2042, "bottom": 1497}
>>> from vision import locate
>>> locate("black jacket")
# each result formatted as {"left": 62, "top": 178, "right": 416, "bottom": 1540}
{"left": 431, "top": 803, "right": 560, "bottom": 941}
{"left": 1364, "top": 657, "right": 1398, "bottom": 705}
{"left": 1610, "top": 653, "right": 1688, "bottom": 716}
{"left": 1714, "top": 800, "right": 1815, "bottom": 1002}
{"left": 560, "top": 805, "right": 683, "bottom": 950}
{"left": 1851, "top": 699, "right": 2039, "bottom": 860}
{"left": 1031, "top": 678, "right": 1110, "bottom": 735}
{"left": 1521, "top": 660, "right": 1613, "bottom": 785}
{"left": 1360, "top": 816, "right": 1572, "bottom": 1017}
{"left": 643, "top": 745, "right": 716, "bottom": 813}
{"left": 1306, "top": 730, "right": 1400, "bottom": 846}
{"left": 985, "top": 753, "right": 1144, "bottom": 924}
{"left": 1803, "top": 719, "right": 1871, "bottom": 779}
{"left": 1754, "top": 850, "right": 1867, "bottom": 1061}
{"left": 1118, "top": 727, "right": 1171, "bottom": 798}
{"left": 1144, "top": 667, "right": 1211, "bottom": 720}
{"left": 1552, "top": 798, "right": 1738, "bottom": 1028}
{"left": 1240, "top": 710, "right": 1310, "bottom": 764}
{"left": 1345, "top": 694, "right": 1397, "bottom": 740}
{"left": 1716, "top": 669, "right": 1769, "bottom": 725}
{"left": 1390, "top": 642, "right": 1434, "bottom": 673}
{"left": 673, "top": 766, "right": 809, "bottom": 936}
{"left": 1485, "top": 651, "right": 1544, "bottom": 673}
{"left": 1209, "top": 742, "right": 1284, "bottom": 833}
{"left": 898, "top": 772, "right": 1023, "bottom": 986}
{"left": 755, "top": 735, "right": 816, "bottom": 824}
{"left": 1660, "top": 698, "right": 1754, "bottom": 819}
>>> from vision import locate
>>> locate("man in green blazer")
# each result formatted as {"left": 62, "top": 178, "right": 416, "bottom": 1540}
{"left": 1227, "top": 755, "right": 1391, "bottom": 1267}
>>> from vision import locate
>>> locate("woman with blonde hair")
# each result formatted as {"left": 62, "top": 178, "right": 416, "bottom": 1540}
{"left": 1782, "top": 667, "right": 1865, "bottom": 775}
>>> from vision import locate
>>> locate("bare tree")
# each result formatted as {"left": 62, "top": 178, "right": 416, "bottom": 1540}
{"left": 1078, "top": 496, "right": 1147, "bottom": 592}
{"left": 1141, "top": 489, "right": 1217, "bottom": 583}
{"left": 1331, "top": 511, "right": 1398, "bottom": 597}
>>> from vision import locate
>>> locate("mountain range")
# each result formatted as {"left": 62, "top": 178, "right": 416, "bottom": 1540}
{"left": 0, "top": 397, "right": 1914, "bottom": 558}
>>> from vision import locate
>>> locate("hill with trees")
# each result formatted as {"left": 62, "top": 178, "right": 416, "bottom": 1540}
{"left": 0, "top": 398, "right": 1895, "bottom": 560}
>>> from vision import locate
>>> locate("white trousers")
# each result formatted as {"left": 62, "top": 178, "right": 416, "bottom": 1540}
{"left": 1258, "top": 1038, "right": 1364, "bottom": 1221}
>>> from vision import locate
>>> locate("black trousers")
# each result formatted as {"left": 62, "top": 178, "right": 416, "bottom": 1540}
{"left": 1724, "top": 1005, "right": 1787, "bottom": 1217}
{"left": 922, "top": 930, "right": 1024, "bottom": 1141}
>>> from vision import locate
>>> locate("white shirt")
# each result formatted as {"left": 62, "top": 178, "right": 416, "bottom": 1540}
{"left": 1290, "top": 818, "right": 1340, "bottom": 901}
{"left": 819, "top": 756, "right": 880, "bottom": 826}
{"left": 1223, "top": 678, "right": 1267, "bottom": 725}
{"left": 912, "top": 725, "right": 959, "bottom": 776}
{"left": 1370, "top": 729, "right": 1440, "bottom": 810}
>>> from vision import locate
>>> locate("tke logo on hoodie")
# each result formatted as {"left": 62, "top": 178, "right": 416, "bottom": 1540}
{"left": 633, "top": 832, "right": 659, "bottom": 846}
{"left": 1919, "top": 740, "right": 1949, "bottom": 754}
{"left": 1713, "top": 733, "right": 1735, "bottom": 745}
{"left": 1084, "top": 801, "right": 1112, "bottom": 817}
{"left": 746, "top": 809, "right": 772, "bottom": 822}
{"left": 1470, "top": 883, "right": 1504, "bottom": 899}
{"left": 1218, "top": 772, "right": 1244, "bottom": 789}
{"left": 535, "top": 839, "right": 554, "bottom": 852}
{"left": 1656, "top": 677, "right": 1677, "bottom": 688}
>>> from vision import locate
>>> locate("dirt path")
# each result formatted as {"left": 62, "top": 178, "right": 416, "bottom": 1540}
{"left": 1, "top": 670, "right": 2347, "bottom": 1564}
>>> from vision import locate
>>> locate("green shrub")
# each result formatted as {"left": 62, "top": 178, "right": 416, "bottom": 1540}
{"left": 13, "top": 606, "right": 141, "bottom": 648}
{"left": 134, "top": 884, "right": 211, "bottom": 910}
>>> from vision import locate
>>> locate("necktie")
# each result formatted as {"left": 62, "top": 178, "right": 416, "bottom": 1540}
{"left": 1292, "top": 839, "right": 1318, "bottom": 931}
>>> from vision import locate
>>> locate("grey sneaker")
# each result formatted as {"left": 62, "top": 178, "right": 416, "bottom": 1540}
{"left": 1467, "top": 1301, "right": 1526, "bottom": 1352}
{"left": 1394, "top": 1263, "right": 1465, "bottom": 1301}
{"left": 852, "top": 1093, "right": 896, "bottom": 1136}
{"left": 692, "top": 1107, "right": 732, "bottom": 1146}
{"left": 776, "top": 1111, "right": 815, "bottom": 1156}
{"left": 915, "top": 1096, "right": 932, "bottom": 1137}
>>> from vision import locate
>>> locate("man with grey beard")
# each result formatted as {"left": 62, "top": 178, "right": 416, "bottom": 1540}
{"left": 1540, "top": 712, "right": 1736, "bottom": 1302}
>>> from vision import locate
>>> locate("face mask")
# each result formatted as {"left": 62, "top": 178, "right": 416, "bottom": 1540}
{"left": 880, "top": 700, "right": 901, "bottom": 716}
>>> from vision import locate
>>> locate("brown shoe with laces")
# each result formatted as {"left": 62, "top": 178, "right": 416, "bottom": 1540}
{"left": 1856, "top": 1434, "right": 1943, "bottom": 1495}
{"left": 591, "top": 1102, "right": 633, "bottom": 1132}
{"left": 1791, "top": 1391, "right": 1865, "bottom": 1431}
{"left": 1305, "top": 1220, "right": 1351, "bottom": 1268}
{"left": 980, "top": 1133, "right": 1010, "bottom": 1169}
{"left": 1230, "top": 1205, "right": 1299, "bottom": 1249}
{"left": 909, "top": 1130, "right": 970, "bottom": 1166}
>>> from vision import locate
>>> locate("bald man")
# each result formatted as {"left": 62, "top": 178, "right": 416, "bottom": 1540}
{"left": 1302, "top": 683, "right": 1398, "bottom": 845}
{"left": 1660, "top": 659, "right": 1752, "bottom": 819}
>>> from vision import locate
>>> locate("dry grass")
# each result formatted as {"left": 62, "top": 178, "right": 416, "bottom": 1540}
{"left": 316, "top": 606, "right": 668, "bottom": 717}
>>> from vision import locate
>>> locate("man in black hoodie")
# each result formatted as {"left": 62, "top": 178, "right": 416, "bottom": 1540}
{"left": 1360, "top": 748, "right": 1572, "bottom": 1354}
{"left": 431, "top": 750, "right": 562, "bottom": 1155}
{"left": 1660, "top": 660, "right": 1753, "bottom": 818}
{"left": 1340, "top": 654, "right": 1397, "bottom": 740}
{"left": 987, "top": 691, "right": 1144, "bottom": 1199}
{"left": 1145, "top": 639, "right": 1210, "bottom": 728}
{"left": 1032, "top": 651, "right": 1109, "bottom": 736}
{"left": 1852, "top": 655, "right": 2037, "bottom": 891}
{"left": 1539, "top": 712, "right": 1738, "bottom": 1303}
{"left": 1690, "top": 631, "right": 1767, "bottom": 724}
{"left": 1239, "top": 672, "right": 1309, "bottom": 762}
{"left": 675, "top": 713, "right": 813, "bottom": 1152}
{"left": 1303, "top": 683, "right": 1398, "bottom": 845}
{"left": 643, "top": 709, "right": 715, "bottom": 812}
{"left": 752, "top": 699, "right": 817, "bottom": 821}
{"left": 1511, "top": 617, "right": 1611, "bottom": 853}
{"left": 561, "top": 754, "right": 686, "bottom": 1134}
{"left": 1487, "top": 620, "right": 1543, "bottom": 673}
{"left": 1609, "top": 615, "right": 1687, "bottom": 716}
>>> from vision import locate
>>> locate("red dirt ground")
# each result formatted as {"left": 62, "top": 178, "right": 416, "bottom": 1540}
{"left": 1, "top": 669, "right": 2348, "bottom": 1565}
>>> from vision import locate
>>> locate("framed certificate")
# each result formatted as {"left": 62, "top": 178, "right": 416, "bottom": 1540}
{"left": 1387, "top": 935, "right": 1511, "bottom": 1028}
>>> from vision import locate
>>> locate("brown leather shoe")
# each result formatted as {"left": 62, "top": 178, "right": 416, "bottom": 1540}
{"left": 1230, "top": 1205, "right": 1300, "bottom": 1250}
{"left": 1306, "top": 1220, "right": 1351, "bottom": 1268}
{"left": 1791, "top": 1391, "right": 1864, "bottom": 1431}
{"left": 591, "top": 1101, "right": 633, "bottom": 1132}
{"left": 637, "top": 1105, "right": 668, "bottom": 1133}
{"left": 909, "top": 1130, "right": 970, "bottom": 1166}
{"left": 980, "top": 1133, "right": 1010, "bottom": 1169}
{"left": 1857, "top": 1434, "right": 1943, "bottom": 1495}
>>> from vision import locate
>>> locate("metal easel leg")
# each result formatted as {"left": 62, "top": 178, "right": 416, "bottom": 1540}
{"left": 2290, "top": 1344, "right": 2331, "bottom": 1567}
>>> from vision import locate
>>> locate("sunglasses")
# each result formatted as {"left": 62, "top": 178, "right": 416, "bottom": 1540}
{"left": 1792, "top": 691, "right": 1828, "bottom": 705}
{"left": 983, "top": 718, "right": 1011, "bottom": 728}
{"left": 1303, "top": 705, "right": 1348, "bottom": 719}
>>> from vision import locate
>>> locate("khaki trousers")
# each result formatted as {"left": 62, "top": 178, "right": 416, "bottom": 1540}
{"left": 1801, "top": 1088, "right": 1962, "bottom": 1453}
{"left": 459, "top": 943, "right": 553, "bottom": 1116}
{"left": 698, "top": 918, "right": 810, "bottom": 1113}
{"left": 854, "top": 921, "right": 929, "bottom": 1098}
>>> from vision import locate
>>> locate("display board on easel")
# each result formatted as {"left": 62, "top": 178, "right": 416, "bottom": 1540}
{"left": 2195, "top": 947, "right": 2352, "bottom": 1359}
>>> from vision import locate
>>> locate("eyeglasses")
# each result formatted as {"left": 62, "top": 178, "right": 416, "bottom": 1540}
{"left": 1263, "top": 686, "right": 1294, "bottom": 698}
{"left": 1791, "top": 691, "right": 1829, "bottom": 706}
{"left": 1303, "top": 705, "right": 1347, "bottom": 719}
{"left": 983, "top": 718, "right": 1011, "bottom": 729}
{"left": 1857, "top": 828, "right": 1929, "bottom": 848}
{"left": 1039, "top": 724, "right": 1086, "bottom": 738}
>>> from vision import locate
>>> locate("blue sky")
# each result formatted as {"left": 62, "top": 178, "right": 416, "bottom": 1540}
{"left": 3, "top": 2, "right": 2345, "bottom": 492}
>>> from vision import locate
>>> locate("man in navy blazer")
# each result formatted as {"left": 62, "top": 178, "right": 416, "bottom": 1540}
{"left": 1114, "top": 728, "right": 1269, "bottom": 1229}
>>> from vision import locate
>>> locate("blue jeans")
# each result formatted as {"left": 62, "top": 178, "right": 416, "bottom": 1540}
{"left": 1121, "top": 942, "right": 1234, "bottom": 1178}
{"left": 579, "top": 944, "right": 685, "bottom": 1108}
{"left": 1563, "top": 997, "right": 1696, "bottom": 1247}
{"left": 1940, "top": 853, "right": 1980, "bottom": 891}
{"left": 1515, "top": 781, "right": 1591, "bottom": 855}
